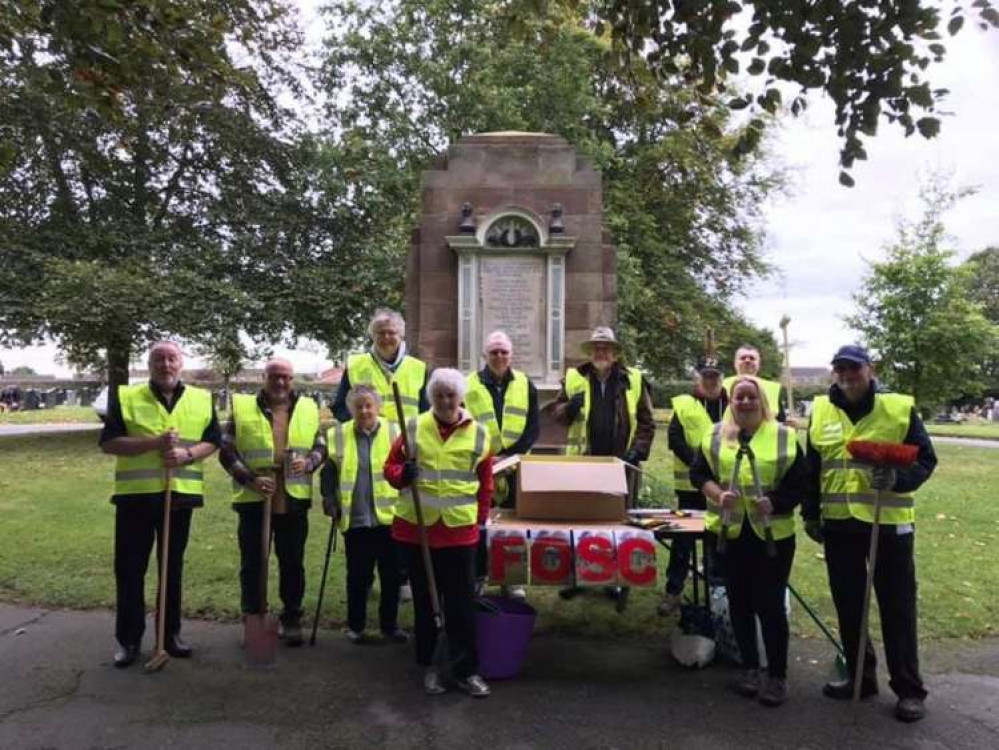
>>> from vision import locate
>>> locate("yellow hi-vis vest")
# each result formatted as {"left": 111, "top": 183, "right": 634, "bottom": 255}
{"left": 230, "top": 394, "right": 319, "bottom": 504}
{"left": 723, "top": 375, "right": 782, "bottom": 417}
{"left": 701, "top": 420, "right": 797, "bottom": 541}
{"left": 808, "top": 393, "right": 916, "bottom": 525}
{"left": 114, "top": 383, "right": 212, "bottom": 496}
{"left": 347, "top": 352, "right": 427, "bottom": 425}
{"left": 464, "top": 369, "right": 529, "bottom": 454}
{"left": 395, "top": 412, "right": 488, "bottom": 528}
{"left": 564, "top": 367, "right": 643, "bottom": 455}
{"left": 671, "top": 394, "right": 716, "bottom": 493}
{"left": 328, "top": 417, "right": 399, "bottom": 532}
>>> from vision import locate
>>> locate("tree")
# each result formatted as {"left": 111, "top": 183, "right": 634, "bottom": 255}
{"left": 8, "top": 365, "right": 37, "bottom": 376}
{"left": 0, "top": 1, "right": 313, "bottom": 390}
{"left": 845, "top": 181, "right": 999, "bottom": 409}
{"left": 962, "top": 246, "right": 999, "bottom": 388}
{"left": 319, "top": 0, "right": 783, "bottom": 378}
{"left": 582, "top": 0, "right": 999, "bottom": 183}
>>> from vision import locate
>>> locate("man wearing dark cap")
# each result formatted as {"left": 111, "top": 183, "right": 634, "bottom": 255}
{"left": 803, "top": 345, "right": 937, "bottom": 722}
{"left": 659, "top": 356, "right": 728, "bottom": 616}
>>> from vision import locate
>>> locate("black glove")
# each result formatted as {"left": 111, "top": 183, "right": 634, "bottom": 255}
{"left": 623, "top": 450, "right": 639, "bottom": 466}
{"left": 804, "top": 518, "right": 824, "bottom": 544}
{"left": 321, "top": 495, "right": 342, "bottom": 522}
{"left": 565, "top": 392, "right": 585, "bottom": 419}
{"left": 870, "top": 466, "right": 897, "bottom": 491}
{"left": 402, "top": 460, "right": 420, "bottom": 483}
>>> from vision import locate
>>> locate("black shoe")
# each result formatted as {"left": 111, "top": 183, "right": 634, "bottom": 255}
{"left": 165, "top": 635, "right": 193, "bottom": 658}
{"left": 895, "top": 697, "right": 926, "bottom": 722}
{"left": 822, "top": 678, "right": 878, "bottom": 700}
{"left": 614, "top": 587, "right": 630, "bottom": 614}
{"left": 279, "top": 621, "right": 304, "bottom": 647}
{"left": 558, "top": 586, "right": 581, "bottom": 600}
{"left": 382, "top": 628, "right": 409, "bottom": 644}
{"left": 113, "top": 643, "right": 140, "bottom": 668}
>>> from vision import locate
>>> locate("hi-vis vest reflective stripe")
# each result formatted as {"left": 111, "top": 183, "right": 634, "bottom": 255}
{"left": 564, "top": 367, "right": 643, "bottom": 455}
{"left": 701, "top": 420, "right": 797, "bottom": 541}
{"left": 230, "top": 394, "right": 319, "bottom": 504}
{"left": 395, "top": 413, "right": 488, "bottom": 528}
{"left": 671, "top": 395, "right": 716, "bottom": 493}
{"left": 347, "top": 353, "right": 426, "bottom": 425}
{"left": 115, "top": 384, "right": 212, "bottom": 496}
{"left": 329, "top": 417, "right": 399, "bottom": 532}
{"left": 465, "top": 370, "right": 529, "bottom": 454}
{"left": 808, "top": 393, "right": 916, "bottom": 525}
{"left": 723, "top": 376, "right": 782, "bottom": 417}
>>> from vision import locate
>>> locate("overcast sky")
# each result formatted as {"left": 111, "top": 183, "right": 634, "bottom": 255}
{"left": 3, "top": 7, "right": 996, "bottom": 375}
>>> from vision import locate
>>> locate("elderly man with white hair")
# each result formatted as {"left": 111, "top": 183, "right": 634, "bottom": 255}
{"left": 100, "top": 341, "right": 221, "bottom": 668}
{"left": 332, "top": 308, "right": 429, "bottom": 425}
{"left": 220, "top": 358, "right": 326, "bottom": 647}
{"left": 385, "top": 368, "right": 494, "bottom": 698}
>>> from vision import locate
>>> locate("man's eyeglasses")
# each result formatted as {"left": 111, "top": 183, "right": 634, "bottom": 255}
{"left": 833, "top": 361, "right": 863, "bottom": 373}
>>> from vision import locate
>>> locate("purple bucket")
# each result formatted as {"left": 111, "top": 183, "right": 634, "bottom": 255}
{"left": 475, "top": 595, "right": 537, "bottom": 680}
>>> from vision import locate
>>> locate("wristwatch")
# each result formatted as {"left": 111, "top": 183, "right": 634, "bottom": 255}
{"left": 185, "top": 448, "right": 194, "bottom": 464}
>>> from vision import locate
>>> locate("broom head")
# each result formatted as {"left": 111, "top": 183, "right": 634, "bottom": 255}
{"left": 846, "top": 440, "right": 918, "bottom": 467}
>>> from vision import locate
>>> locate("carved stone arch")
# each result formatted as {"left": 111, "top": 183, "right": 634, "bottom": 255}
{"left": 476, "top": 206, "right": 548, "bottom": 249}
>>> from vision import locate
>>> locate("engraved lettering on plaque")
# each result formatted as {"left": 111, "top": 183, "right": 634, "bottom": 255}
{"left": 479, "top": 255, "right": 545, "bottom": 378}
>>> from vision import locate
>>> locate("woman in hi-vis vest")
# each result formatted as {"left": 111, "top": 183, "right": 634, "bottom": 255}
{"left": 384, "top": 369, "right": 494, "bottom": 698}
{"left": 689, "top": 377, "right": 808, "bottom": 707}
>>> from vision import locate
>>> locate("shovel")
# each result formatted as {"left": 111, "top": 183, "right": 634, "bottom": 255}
{"left": 144, "top": 467, "right": 174, "bottom": 673}
{"left": 245, "top": 479, "right": 279, "bottom": 667}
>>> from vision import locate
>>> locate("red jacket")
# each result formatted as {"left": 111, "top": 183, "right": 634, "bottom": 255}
{"left": 384, "top": 411, "right": 493, "bottom": 548}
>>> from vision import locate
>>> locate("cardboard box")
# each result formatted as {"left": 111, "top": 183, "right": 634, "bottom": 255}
{"left": 516, "top": 455, "right": 628, "bottom": 522}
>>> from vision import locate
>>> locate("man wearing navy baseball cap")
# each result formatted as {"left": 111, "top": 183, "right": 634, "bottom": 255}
{"left": 802, "top": 344, "right": 938, "bottom": 722}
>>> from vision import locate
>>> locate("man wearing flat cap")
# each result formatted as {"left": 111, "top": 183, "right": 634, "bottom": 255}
{"left": 552, "top": 327, "right": 655, "bottom": 607}
{"left": 803, "top": 345, "right": 937, "bottom": 722}
{"left": 659, "top": 356, "right": 728, "bottom": 616}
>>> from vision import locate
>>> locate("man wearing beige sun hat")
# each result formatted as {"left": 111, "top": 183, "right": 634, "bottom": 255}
{"left": 552, "top": 327, "right": 655, "bottom": 608}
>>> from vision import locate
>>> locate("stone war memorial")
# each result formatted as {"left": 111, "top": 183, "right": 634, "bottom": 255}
{"left": 405, "top": 131, "right": 617, "bottom": 392}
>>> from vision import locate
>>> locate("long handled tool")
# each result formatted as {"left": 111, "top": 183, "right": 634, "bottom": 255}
{"left": 145, "top": 468, "right": 174, "bottom": 673}
{"left": 245, "top": 481, "right": 279, "bottom": 667}
{"left": 741, "top": 437, "right": 777, "bottom": 558}
{"left": 392, "top": 382, "right": 450, "bottom": 673}
{"left": 853, "top": 486, "right": 883, "bottom": 702}
{"left": 779, "top": 315, "right": 795, "bottom": 419}
{"left": 309, "top": 519, "right": 338, "bottom": 646}
{"left": 716, "top": 444, "right": 744, "bottom": 554}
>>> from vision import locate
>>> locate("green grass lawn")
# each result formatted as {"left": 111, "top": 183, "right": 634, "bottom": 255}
{"left": 927, "top": 422, "right": 999, "bottom": 440}
{"left": 0, "top": 406, "right": 99, "bottom": 424}
{"left": 0, "top": 429, "right": 995, "bottom": 648}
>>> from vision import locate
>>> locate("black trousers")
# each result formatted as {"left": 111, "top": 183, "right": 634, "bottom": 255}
{"left": 344, "top": 525, "right": 402, "bottom": 634}
{"left": 718, "top": 527, "right": 795, "bottom": 678}
{"left": 824, "top": 528, "right": 926, "bottom": 699}
{"left": 400, "top": 542, "right": 478, "bottom": 679}
{"left": 114, "top": 503, "right": 193, "bottom": 648}
{"left": 236, "top": 501, "right": 309, "bottom": 625}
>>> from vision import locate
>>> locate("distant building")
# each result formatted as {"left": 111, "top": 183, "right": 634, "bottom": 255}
{"left": 791, "top": 367, "right": 830, "bottom": 387}
{"left": 319, "top": 367, "right": 344, "bottom": 385}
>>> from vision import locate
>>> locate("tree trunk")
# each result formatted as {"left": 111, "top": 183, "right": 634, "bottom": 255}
{"left": 106, "top": 339, "right": 132, "bottom": 393}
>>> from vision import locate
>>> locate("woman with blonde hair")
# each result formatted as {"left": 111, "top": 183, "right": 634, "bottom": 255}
{"left": 689, "top": 376, "right": 808, "bottom": 707}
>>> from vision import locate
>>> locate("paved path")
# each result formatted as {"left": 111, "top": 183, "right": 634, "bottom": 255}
{"left": 0, "top": 422, "right": 100, "bottom": 437}
{"left": 1, "top": 604, "right": 996, "bottom": 749}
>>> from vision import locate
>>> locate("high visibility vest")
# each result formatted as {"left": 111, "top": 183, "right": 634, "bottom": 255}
{"left": 564, "top": 367, "right": 643, "bottom": 455}
{"left": 395, "top": 412, "right": 488, "bottom": 528}
{"left": 347, "top": 352, "right": 426, "bottom": 425}
{"left": 114, "top": 384, "right": 212, "bottom": 496}
{"left": 464, "top": 369, "right": 529, "bottom": 454}
{"left": 701, "top": 420, "right": 797, "bottom": 541}
{"left": 671, "top": 394, "right": 716, "bottom": 492}
{"left": 723, "top": 375, "right": 782, "bottom": 418}
{"left": 230, "top": 394, "right": 319, "bottom": 504}
{"left": 328, "top": 417, "right": 399, "bottom": 532}
{"left": 808, "top": 393, "right": 916, "bottom": 525}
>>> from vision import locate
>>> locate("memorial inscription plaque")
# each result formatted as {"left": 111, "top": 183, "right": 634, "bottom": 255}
{"left": 479, "top": 255, "right": 546, "bottom": 378}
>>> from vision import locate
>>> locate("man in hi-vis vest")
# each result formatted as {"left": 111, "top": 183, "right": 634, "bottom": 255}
{"left": 803, "top": 345, "right": 937, "bottom": 723}
{"left": 220, "top": 359, "right": 325, "bottom": 646}
{"left": 332, "top": 308, "right": 429, "bottom": 425}
{"left": 661, "top": 356, "right": 728, "bottom": 616}
{"left": 100, "top": 341, "right": 221, "bottom": 668}
{"left": 723, "top": 345, "right": 788, "bottom": 423}
{"left": 552, "top": 326, "right": 655, "bottom": 608}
